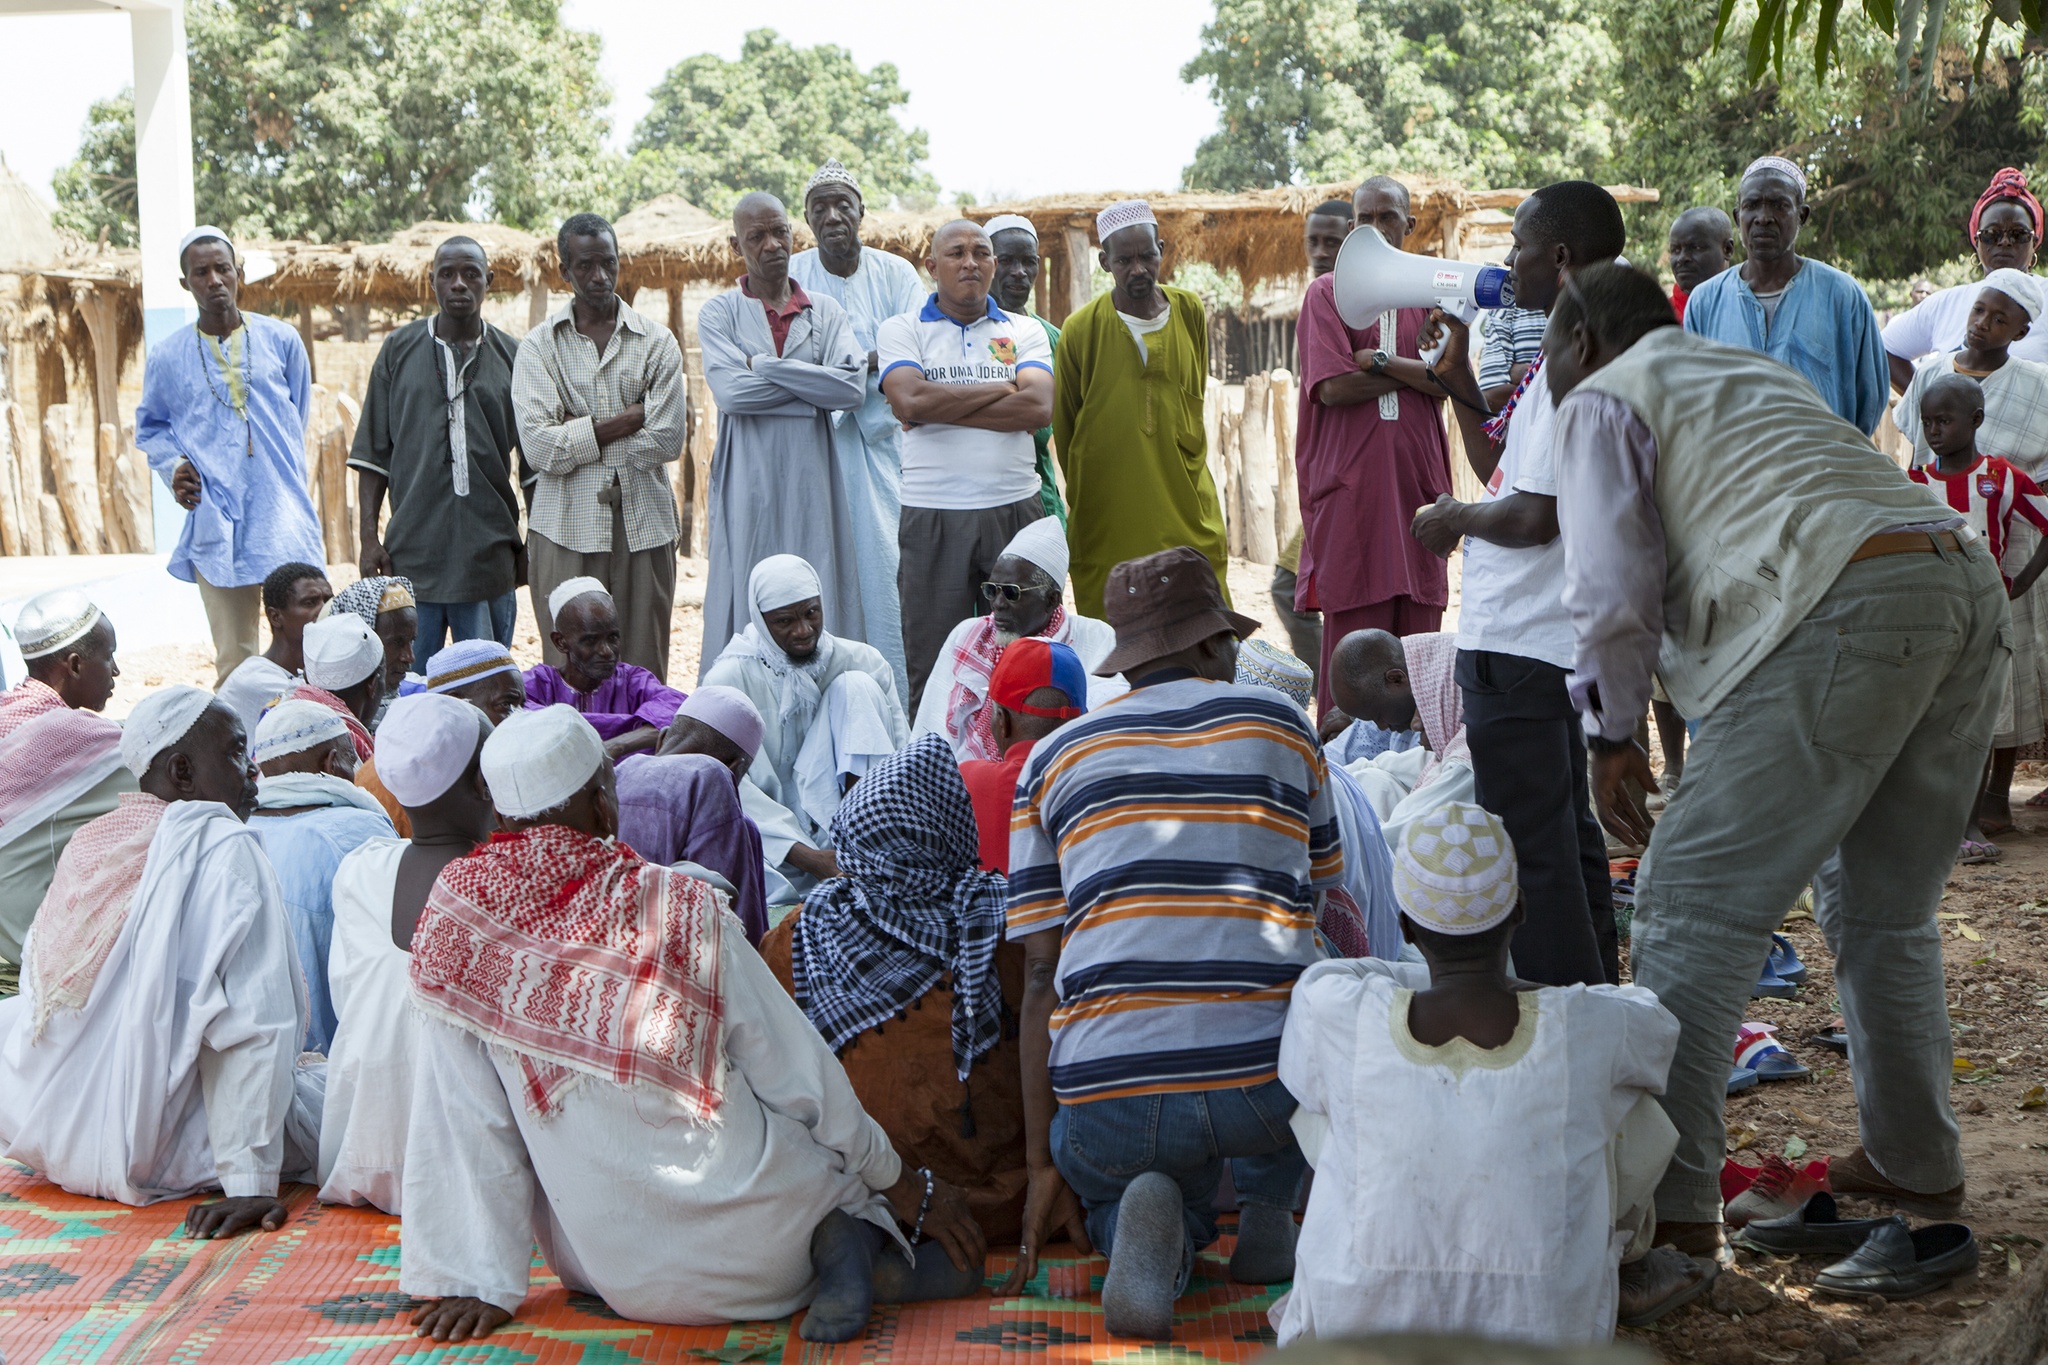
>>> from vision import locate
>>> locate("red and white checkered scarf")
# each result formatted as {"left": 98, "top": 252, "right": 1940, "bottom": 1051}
{"left": 942, "top": 604, "right": 1069, "bottom": 762}
{"left": 409, "top": 823, "right": 726, "bottom": 1122}
{"left": 0, "top": 679, "right": 66, "bottom": 741}
{"left": 29, "top": 792, "right": 166, "bottom": 1039}
{"left": 287, "top": 683, "right": 375, "bottom": 760}
{"left": 1405, "top": 631, "right": 1469, "bottom": 788}
{"left": 0, "top": 693, "right": 121, "bottom": 835}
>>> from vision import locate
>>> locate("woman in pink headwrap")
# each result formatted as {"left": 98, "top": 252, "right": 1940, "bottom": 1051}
{"left": 1882, "top": 166, "right": 2046, "bottom": 386}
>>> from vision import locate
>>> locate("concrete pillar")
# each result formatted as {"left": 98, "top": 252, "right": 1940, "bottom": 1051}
{"left": 131, "top": 1, "right": 198, "bottom": 555}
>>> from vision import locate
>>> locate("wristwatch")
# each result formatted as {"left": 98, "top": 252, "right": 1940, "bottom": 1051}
{"left": 1586, "top": 733, "right": 1637, "bottom": 756}
{"left": 1368, "top": 349, "right": 1393, "bottom": 375}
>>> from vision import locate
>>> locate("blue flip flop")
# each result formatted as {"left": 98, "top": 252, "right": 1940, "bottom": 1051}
{"left": 1728, "top": 1066, "right": 1760, "bottom": 1095}
{"left": 1769, "top": 933, "right": 1807, "bottom": 985}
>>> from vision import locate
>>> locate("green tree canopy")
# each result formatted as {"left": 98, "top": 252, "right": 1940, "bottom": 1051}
{"left": 1609, "top": 0, "right": 2046, "bottom": 279}
{"left": 1181, "top": 0, "right": 1623, "bottom": 192}
{"left": 52, "top": 91, "right": 138, "bottom": 247}
{"left": 623, "top": 28, "right": 938, "bottom": 215}
{"left": 55, "top": 0, "right": 617, "bottom": 245}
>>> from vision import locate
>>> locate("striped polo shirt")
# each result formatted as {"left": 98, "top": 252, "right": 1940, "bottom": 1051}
{"left": 1005, "top": 676, "right": 1343, "bottom": 1104}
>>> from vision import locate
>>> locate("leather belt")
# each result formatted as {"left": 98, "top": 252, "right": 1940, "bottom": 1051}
{"left": 1847, "top": 529, "right": 1963, "bottom": 563}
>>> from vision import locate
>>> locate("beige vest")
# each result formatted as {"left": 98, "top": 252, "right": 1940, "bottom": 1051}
{"left": 1577, "top": 328, "right": 1950, "bottom": 718}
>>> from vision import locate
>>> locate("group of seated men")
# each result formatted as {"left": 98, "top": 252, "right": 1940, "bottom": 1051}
{"left": 0, "top": 525, "right": 1726, "bottom": 1349}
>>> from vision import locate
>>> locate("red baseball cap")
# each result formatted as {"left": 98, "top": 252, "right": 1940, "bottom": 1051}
{"left": 988, "top": 638, "right": 1088, "bottom": 719}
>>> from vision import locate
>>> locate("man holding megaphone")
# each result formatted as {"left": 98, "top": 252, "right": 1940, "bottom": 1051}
{"left": 1295, "top": 178, "right": 1466, "bottom": 713}
{"left": 1358, "top": 181, "right": 1628, "bottom": 992}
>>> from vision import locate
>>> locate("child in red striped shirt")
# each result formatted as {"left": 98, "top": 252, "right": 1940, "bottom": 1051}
{"left": 1909, "top": 372, "right": 2048, "bottom": 863}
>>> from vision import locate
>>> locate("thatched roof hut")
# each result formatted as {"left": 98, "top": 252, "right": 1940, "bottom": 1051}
{"left": 612, "top": 195, "right": 953, "bottom": 295}
{"left": 235, "top": 220, "right": 550, "bottom": 312}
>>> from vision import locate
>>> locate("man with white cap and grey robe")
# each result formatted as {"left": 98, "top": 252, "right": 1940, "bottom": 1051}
{"left": 246, "top": 700, "right": 396, "bottom": 1053}
{"left": 699, "top": 190, "right": 868, "bottom": 677}
{"left": 319, "top": 691, "right": 496, "bottom": 1214}
{"left": 398, "top": 704, "right": 985, "bottom": 1343}
{"left": 701, "top": 555, "right": 908, "bottom": 905}
{"left": 522, "top": 576, "right": 686, "bottom": 759}
{"left": 136, "top": 227, "right": 324, "bottom": 681}
{"left": 911, "top": 516, "right": 1123, "bottom": 761}
{"left": 0, "top": 590, "right": 134, "bottom": 965}
{"left": 790, "top": 158, "right": 927, "bottom": 701}
{"left": 0, "top": 686, "right": 324, "bottom": 1237}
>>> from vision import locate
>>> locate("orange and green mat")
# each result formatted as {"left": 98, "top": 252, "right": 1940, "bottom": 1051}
{"left": 0, "top": 1161, "right": 1282, "bottom": 1364}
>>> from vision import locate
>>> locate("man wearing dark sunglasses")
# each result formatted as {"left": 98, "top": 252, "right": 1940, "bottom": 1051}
{"left": 910, "top": 516, "right": 1121, "bottom": 761}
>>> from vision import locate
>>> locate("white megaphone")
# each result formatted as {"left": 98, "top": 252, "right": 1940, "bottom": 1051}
{"left": 1331, "top": 227, "right": 1515, "bottom": 363}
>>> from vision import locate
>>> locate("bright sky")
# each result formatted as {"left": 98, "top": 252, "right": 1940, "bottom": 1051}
{"left": 0, "top": 2, "right": 1220, "bottom": 212}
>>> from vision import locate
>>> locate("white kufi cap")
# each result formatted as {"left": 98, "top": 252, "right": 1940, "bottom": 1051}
{"left": 548, "top": 575, "right": 611, "bottom": 623}
{"left": 1001, "top": 516, "right": 1070, "bottom": 586}
{"left": 1392, "top": 801, "right": 1521, "bottom": 935}
{"left": 121, "top": 685, "right": 218, "bottom": 778}
{"left": 302, "top": 615, "right": 383, "bottom": 691}
{"left": 1980, "top": 267, "right": 2045, "bottom": 322}
{"left": 479, "top": 704, "right": 606, "bottom": 819}
{"left": 983, "top": 214, "right": 1037, "bottom": 243}
{"left": 178, "top": 225, "right": 235, "bottom": 265}
{"left": 251, "top": 698, "right": 349, "bottom": 764}
{"left": 378, "top": 692, "right": 485, "bottom": 807}
{"left": 14, "top": 589, "right": 104, "bottom": 660}
{"left": 1095, "top": 199, "right": 1158, "bottom": 243}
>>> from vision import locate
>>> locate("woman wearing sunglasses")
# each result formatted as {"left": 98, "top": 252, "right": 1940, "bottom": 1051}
{"left": 1882, "top": 167, "right": 2047, "bottom": 390}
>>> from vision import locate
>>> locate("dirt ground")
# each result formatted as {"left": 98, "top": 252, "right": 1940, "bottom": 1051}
{"left": 1615, "top": 763, "right": 2048, "bottom": 1365}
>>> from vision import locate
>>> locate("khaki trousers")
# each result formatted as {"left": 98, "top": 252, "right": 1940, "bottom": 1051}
{"left": 528, "top": 499, "right": 678, "bottom": 682}
{"left": 196, "top": 571, "right": 264, "bottom": 685}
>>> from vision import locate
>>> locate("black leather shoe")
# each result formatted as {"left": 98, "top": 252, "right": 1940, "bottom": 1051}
{"left": 1813, "top": 1219, "right": 1978, "bottom": 1300}
{"left": 1734, "top": 1193, "right": 1895, "bottom": 1256}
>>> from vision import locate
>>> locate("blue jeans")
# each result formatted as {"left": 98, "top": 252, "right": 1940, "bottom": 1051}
{"left": 414, "top": 592, "right": 517, "bottom": 665}
{"left": 1051, "top": 1078, "right": 1305, "bottom": 1290}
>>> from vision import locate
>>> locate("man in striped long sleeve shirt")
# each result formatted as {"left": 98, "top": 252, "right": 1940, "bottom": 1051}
{"left": 1000, "top": 547, "right": 1343, "bottom": 1341}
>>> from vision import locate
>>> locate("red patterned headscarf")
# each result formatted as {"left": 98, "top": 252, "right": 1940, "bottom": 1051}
{"left": 409, "top": 823, "right": 727, "bottom": 1122}
{"left": 1972, "top": 167, "right": 2044, "bottom": 240}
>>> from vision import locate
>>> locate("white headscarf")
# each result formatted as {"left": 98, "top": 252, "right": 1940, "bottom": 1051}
{"left": 726, "top": 555, "right": 838, "bottom": 727}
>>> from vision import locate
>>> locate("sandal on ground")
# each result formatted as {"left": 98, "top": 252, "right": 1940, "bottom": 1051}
{"left": 2026, "top": 788, "right": 2048, "bottom": 809}
{"left": 1955, "top": 839, "right": 2002, "bottom": 865}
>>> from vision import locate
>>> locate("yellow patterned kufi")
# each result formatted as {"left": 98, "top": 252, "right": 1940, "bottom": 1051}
{"left": 1392, "top": 801, "right": 1520, "bottom": 935}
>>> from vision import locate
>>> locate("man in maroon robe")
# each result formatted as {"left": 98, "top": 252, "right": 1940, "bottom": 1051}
{"left": 1294, "top": 176, "right": 1454, "bottom": 713}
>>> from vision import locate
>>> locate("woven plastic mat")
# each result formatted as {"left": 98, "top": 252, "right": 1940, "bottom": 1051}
{"left": 0, "top": 1160, "right": 1282, "bottom": 1364}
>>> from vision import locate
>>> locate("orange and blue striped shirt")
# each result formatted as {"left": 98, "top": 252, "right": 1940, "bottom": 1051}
{"left": 1005, "top": 677, "right": 1343, "bottom": 1104}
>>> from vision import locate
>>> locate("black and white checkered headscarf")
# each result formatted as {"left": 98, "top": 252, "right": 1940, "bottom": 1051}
{"left": 791, "top": 734, "right": 1007, "bottom": 1079}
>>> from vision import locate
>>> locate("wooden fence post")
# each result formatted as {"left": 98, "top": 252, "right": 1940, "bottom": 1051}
{"left": 1271, "top": 369, "right": 1300, "bottom": 552}
{"left": 687, "top": 373, "right": 715, "bottom": 561}
{"left": 0, "top": 401, "right": 29, "bottom": 556}
{"left": 40, "top": 494, "right": 68, "bottom": 556}
{"left": 1219, "top": 385, "right": 1246, "bottom": 560}
{"left": 43, "top": 404, "right": 102, "bottom": 553}
{"left": 116, "top": 423, "right": 152, "bottom": 554}
{"left": 1238, "top": 371, "right": 1278, "bottom": 565}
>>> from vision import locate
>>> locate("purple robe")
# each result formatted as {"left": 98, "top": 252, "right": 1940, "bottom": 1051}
{"left": 614, "top": 754, "right": 770, "bottom": 945}
{"left": 522, "top": 662, "right": 686, "bottom": 741}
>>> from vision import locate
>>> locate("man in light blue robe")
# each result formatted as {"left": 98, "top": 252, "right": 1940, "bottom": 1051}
{"left": 788, "top": 159, "right": 925, "bottom": 703}
{"left": 137, "top": 227, "right": 325, "bottom": 682}
{"left": 1681, "top": 158, "right": 1890, "bottom": 435}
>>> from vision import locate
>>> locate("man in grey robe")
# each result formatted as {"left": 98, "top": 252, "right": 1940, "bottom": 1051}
{"left": 699, "top": 193, "right": 869, "bottom": 674}
{"left": 789, "top": 160, "right": 924, "bottom": 703}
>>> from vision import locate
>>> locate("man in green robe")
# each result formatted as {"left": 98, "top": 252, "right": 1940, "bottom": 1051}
{"left": 1052, "top": 200, "right": 1231, "bottom": 619}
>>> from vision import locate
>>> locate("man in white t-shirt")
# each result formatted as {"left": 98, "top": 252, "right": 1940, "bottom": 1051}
{"left": 1409, "top": 181, "right": 1627, "bottom": 988}
{"left": 878, "top": 220, "right": 1054, "bottom": 708}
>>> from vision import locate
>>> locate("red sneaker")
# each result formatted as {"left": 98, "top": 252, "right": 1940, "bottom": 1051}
{"left": 1725, "top": 1155, "right": 1828, "bottom": 1228}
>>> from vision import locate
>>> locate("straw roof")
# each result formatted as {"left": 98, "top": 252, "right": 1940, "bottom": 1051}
{"left": 236, "top": 220, "right": 549, "bottom": 311}
{"left": 970, "top": 178, "right": 1661, "bottom": 291}
{"left": 613, "top": 196, "right": 955, "bottom": 293}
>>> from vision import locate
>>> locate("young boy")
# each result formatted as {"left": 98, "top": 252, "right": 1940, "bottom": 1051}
{"left": 1904, "top": 368, "right": 2048, "bottom": 860}
{"left": 1665, "top": 206, "right": 1734, "bottom": 321}
{"left": 1272, "top": 802, "right": 1710, "bottom": 1347}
